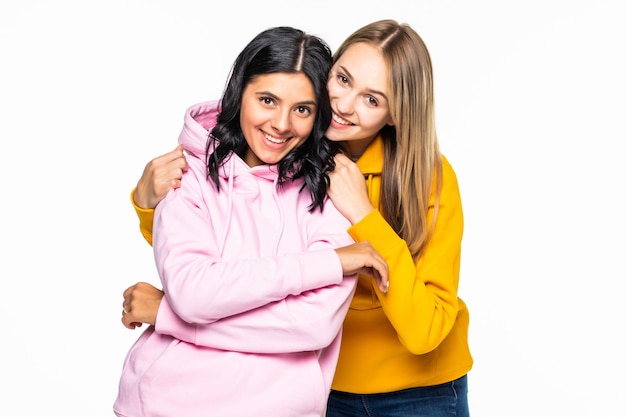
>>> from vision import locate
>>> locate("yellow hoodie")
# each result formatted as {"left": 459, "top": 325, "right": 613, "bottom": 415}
{"left": 131, "top": 135, "right": 472, "bottom": 393}
{"left": 330, "top": 135, "right": 473, "bottom": 393}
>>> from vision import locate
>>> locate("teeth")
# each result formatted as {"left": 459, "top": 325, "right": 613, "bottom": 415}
{"left": 264, "top": 133, "right": 288, "bottom": 144}
{"left": 332, "top": 112, "right": 352, "bottom": 125}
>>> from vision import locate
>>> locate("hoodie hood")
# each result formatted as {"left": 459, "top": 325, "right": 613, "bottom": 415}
{"left": 177, "top": 101, "right": 288, "bottom": 254}
{"left": 178, "top": 100, "right": 280, "bottom": 182}
{"left": 178, "top": 100, "right": 220, "bottom": 161}
{"left": 355, "top": 134, "right": 383, "bottom": 176}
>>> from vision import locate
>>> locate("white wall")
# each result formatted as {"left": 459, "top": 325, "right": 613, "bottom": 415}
{"left": 1, "top": 1, "right": 624, "bottom": 415}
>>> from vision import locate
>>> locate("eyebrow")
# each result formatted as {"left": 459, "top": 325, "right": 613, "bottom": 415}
{"left": 255, "top": 91, "right": 317, "bottom": 107}
{"left": 338, "top": 65, "right": 388, "bottom": 100}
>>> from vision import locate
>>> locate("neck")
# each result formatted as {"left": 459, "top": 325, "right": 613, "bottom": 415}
{"left": 344, "top": 136, "right": 376, "bottom": 161}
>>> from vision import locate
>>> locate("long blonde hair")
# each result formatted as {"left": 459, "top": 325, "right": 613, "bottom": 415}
{"left": 333, "top": 20, "right": 442, "bottom": 260}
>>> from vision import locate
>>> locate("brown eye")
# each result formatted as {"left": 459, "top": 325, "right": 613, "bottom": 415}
{"left": 260, "top": 97, "right": 275, "bottom": 106}
{"left": 366, "top": 96, "right": 379, "bottom": 107}
{"left": 295, "top": 106, "right": 313, "bottom": 116}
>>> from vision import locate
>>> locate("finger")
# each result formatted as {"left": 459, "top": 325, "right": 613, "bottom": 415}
{"left": 164, "top": 144, "right": 185, "bottom": 161}
{"left": 166, "top": 157, "right": 188, "bottom": 173}
{"left": 333, "top": 153, "right": 351, "bottom": 165}
{"left": 169, "top": 179, "right": 183, "bottom": 190}
{"left": 367, "top": 265, "right": 387, "bottom": 293}
{"left": 377, "top": 274, "right": 390, "bottom": 294}
{"left": 122, "top": 285, "right": 135, "bottom": 300}
{"left": 371, "top": 258, "right": 389, "bottom": 293}
{"left": 122, "top": 316, "right": 134, "bottom": 329}
{"left": 357, "top": 266, "right": 388, "bottom": 294}
{"left": 332, "top": 155, "right": 347, "bottom": 170}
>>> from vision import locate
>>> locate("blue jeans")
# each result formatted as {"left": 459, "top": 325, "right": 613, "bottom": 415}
{"left": 326, "top": 374, "right": 469, "bottom": 417}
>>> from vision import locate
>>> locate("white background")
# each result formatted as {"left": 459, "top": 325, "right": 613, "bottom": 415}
{"left": 1, "top": 1, "right": 624, "bottom": 416}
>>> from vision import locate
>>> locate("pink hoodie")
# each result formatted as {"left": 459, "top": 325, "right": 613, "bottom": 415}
{"left": 114, "top": 101, "right": 357, "bottom": 417}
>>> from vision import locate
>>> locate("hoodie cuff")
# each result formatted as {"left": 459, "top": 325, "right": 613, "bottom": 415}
{"left": 296, "top": 249, "right": 343, "bottom": 292}
{"left": 155, "top": 296, "right": 197, "bottom": 343}
{"left": 348, "top": 209, "right": 403, "bottom": 257}
{"left": 130, "top": 189, "right": 155, "bottom": 245}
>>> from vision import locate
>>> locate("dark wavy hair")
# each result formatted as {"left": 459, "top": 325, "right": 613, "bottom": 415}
{"left": 207, "top": 26, "right": 338, "bottom": 212}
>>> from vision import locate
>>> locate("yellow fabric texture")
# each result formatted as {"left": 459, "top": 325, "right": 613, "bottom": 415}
{"left": 130, "top": 190, "right": 154, "bottom": 246}
{"left": 330, "top": 135, "right": 473, "bottom": 393}
{"left": 130, "top": 135, "right": 472, "bottom": 393}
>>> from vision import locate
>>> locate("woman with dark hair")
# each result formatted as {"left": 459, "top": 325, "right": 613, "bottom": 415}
{"left": 113, "top": 26, "right": 387, "bottom": 417}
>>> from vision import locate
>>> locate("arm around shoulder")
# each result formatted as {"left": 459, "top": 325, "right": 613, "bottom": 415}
{"left": 130, "top": 189, "right": 155, "bottom": 246}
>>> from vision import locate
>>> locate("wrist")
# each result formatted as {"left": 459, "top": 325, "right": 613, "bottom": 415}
{"left": 348, "top": 205, "right": 374, "bottom": 225}
{"left": 132, "top": 185, "right": 151, "bottom": 209}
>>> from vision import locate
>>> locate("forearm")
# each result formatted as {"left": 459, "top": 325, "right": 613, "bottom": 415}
{"left": 155, "top": 273, "right": 357, "bottom": 353}
{"left": 349, "top": 207, "right": 462, "bottom": 355}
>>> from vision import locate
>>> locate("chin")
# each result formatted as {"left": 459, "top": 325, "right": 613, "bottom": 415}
{"left": 325, "top": 129, "right": 345, "bottom": 142}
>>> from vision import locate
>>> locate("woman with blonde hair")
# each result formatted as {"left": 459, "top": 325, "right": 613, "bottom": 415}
{"left": 322, "top": 19, "right": 472, "bottom": 416}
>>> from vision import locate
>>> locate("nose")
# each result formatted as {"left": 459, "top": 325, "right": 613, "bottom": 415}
{"left": 334, "top": 91, "right": 355, "bottom": 116}
{"left": 271, "top": 108, "right": 291, "bottom": 133}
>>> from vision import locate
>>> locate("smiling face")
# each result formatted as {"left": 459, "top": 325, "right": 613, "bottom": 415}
{"left": 240, "top": 72, "right": 318, "bottom": 167}
{"left": 325, "top": 42, "right": 395, "bottom": 158}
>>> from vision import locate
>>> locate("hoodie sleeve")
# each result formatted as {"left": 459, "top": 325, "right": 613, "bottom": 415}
{"left": 152, "top": 162, "right": 356, "bottom": 352}
{"left": 153, "top": 158, "right": 353, "bottom": 326}
{"left": 348, "top": 156, "right": 463, "bottom": 355}
{"left": 155, "top": 271, "right": 356, "bottom": 353}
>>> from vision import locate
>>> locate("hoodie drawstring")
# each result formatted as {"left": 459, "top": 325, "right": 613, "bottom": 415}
{"left": 218, "top": 157, "right": 235, "bottom": 257}
{"left": 365, "top": 173, "right": 374, "bottom": 202}
{"left": 271, "top": 178, "right": 285, "bottom": 256}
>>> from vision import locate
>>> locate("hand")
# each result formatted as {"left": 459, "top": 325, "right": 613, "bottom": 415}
{"left": 133, "top": 144, "right": 188, "bottom": 209}
{"left": 327, "top": 153, "right": 375, "bottom": 224}
{"left": 335, "top": 241, "right": 389, "bottom": 293}
{"left": 121, "top": 282, "right": 165, "bottom": 329}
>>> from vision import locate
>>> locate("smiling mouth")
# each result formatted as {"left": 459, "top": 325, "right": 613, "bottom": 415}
{"left": 332, "top": 112, "right": 353, "bottom": 126}
{"left": 263, "top": 132, "right": 289, "bottom": 144}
